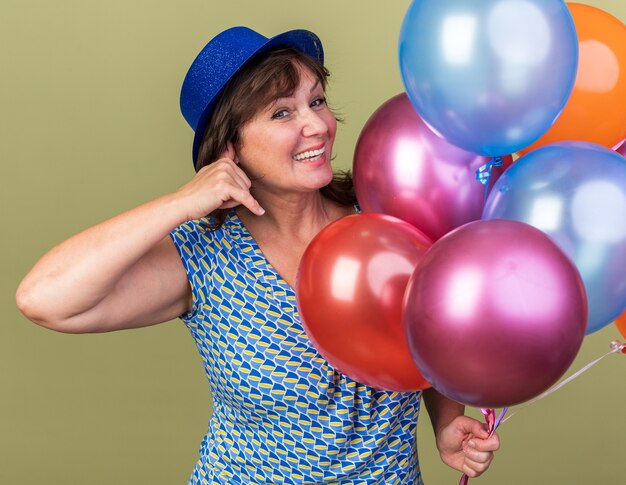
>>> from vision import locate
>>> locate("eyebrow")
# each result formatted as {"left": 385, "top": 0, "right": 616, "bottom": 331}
{"left": 266, "top": 78, "right": 323, "bottom": 111}
{"left": 309, "top": 79, "right": 321, "bottom": 93}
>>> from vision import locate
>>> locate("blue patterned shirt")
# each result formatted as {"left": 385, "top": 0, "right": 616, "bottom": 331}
{"left": 170, "top": 210, "right": 423, "bottom": 484}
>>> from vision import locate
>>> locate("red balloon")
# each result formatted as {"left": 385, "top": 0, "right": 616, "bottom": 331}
{"left": 617, "top": 140, "right": 626, "bottom": 157}
{"left": 296, "top": 213, "right": 432, "bottom": 391}
{"left": 403, "top": 219, "right": 587, "bottom": 407}
{"left": 353, "top": 93, "right": 512, "bottom": 241}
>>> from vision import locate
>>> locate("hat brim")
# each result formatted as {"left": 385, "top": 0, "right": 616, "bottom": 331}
{"left": 191, "top": 29, "right": 324, "bottom": 167}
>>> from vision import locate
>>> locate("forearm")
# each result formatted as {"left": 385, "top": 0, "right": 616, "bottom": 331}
{"left": 16, "top": 192, "right": 189, "bottom": 324}
{"left": 423, "top": 387, "right": 465, "bottom": 439}
{"left": 17, "top": 157, "right": 261, "bottom": 331}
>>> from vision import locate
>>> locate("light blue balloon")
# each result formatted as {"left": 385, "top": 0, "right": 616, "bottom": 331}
{"left": 399, "top": 0, "right": 578, "bottom": 156}
{"left": 483, "top": 142, "right": 626, "bottom": 334}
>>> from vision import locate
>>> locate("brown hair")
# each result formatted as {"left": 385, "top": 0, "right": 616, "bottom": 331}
{"left": 195, "top": 47, "right": 355, "bottom": 229}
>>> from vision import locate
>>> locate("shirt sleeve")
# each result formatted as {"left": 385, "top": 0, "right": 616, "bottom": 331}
{"left": 169, "top": 218, "right": 216, "bottom": 321}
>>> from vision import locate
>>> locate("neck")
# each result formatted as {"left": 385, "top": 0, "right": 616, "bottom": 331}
{"left": 235, "top": 189, "right": 354, "bottom": 290}
{"left": 238, "top": 189, "right": 338, "bottom": 241}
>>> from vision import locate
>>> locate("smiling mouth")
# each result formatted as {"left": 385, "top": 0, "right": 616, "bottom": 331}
{"left": 293, "top": 147, "right": 325, "bottom": 161}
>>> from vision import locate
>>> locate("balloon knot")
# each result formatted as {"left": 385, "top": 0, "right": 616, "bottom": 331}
{"left": 610, "top": 340, "right": 626, "bottom": 354}
{"left": 477, "top": 156, "right": 504, "bottom": 203}
{"left": 476, "top": 156, "right": 504, "bottom": 186}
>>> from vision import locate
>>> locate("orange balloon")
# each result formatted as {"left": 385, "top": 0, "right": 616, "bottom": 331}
{"left": 520, "top": 3, "right": 626, "bottom": 155}
{"left": 615, "top": 312, "right": 626, "bottom": 340}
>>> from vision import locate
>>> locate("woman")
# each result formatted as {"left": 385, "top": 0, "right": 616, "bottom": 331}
{"left": 16, "top": 26, "right": 499, "bottom": 484}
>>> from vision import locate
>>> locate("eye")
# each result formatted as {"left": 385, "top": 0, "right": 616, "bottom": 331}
{"left": 310, "top": 97, "right": 327, "bottom": 109}
{"left": 271, "top": 108, "right": 290, "bottom": 120}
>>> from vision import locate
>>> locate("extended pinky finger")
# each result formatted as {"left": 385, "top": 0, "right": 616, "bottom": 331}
{"left": 237, "top": 189, "right": 265, "bottom": 216}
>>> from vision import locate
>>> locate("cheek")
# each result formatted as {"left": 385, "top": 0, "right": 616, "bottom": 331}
{"left": 326, "top": 114, "right": 338, "bottom": 142}
{"left": 237, "top": 128, "right": 271, "bottom": 162}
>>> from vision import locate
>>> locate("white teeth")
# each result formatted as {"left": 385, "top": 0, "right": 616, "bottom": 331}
{"left": 293, "top": 147, "right": 325, "bottom": 161}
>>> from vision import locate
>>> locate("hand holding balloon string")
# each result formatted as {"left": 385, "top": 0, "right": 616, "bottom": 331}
{"left": 460, "top": 339, "right": 626, "bottom": 484}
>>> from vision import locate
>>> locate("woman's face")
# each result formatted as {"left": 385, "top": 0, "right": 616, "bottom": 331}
{"left": 235, "top": 63, "right": 337, "bottom": 197}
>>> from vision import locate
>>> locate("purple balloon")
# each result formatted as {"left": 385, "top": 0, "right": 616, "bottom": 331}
{"left": 353, "top": 93, "right": 511, "bottom": 241}
{"left": 403, "top": 219, "right": 587, "bottom": 408}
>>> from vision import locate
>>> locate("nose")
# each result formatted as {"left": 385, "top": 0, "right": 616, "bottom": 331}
{"left": 301, "top": 108, "right": 329, "bottom": 137}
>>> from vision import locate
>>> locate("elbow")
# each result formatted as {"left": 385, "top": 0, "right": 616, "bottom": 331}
{"left": 16, "top": 282, "right": 43, "bottom": 323}
{"left": 15, "top": 282, "right": 82, "bottom": 334}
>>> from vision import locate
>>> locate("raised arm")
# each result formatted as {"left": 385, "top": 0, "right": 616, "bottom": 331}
{"left": 16, "top": 156, "right": 264, "bottom": 333}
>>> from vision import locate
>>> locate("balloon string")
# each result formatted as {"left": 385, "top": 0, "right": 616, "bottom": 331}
{"left": 459, "top": 340, "right": 624, "bottom": 485}
{"left": 476, "top": 156, "right": 503, "bottom": 202}
{"left": 501, "top": 339, "right": 625, "bottom": 425}
{"left": 459, "top": 407, "right": 508, "bottom": 484}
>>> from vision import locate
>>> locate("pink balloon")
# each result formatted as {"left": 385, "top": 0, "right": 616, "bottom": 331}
{"left": 353, "top": 93, "right": 512, "bottom": 241}
{"left": 617, "top": 140, "right": 626, "bottom": 157}
{"left": 403, "top": 219, "right": 587, "bottom": 408}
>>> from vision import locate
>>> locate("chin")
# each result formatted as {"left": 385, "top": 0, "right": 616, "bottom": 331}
{"left": 311, "top": 168, "right": 334, "bottom": 190}
{"left": 289, "top": 162, "right": 334, "bottom": 191}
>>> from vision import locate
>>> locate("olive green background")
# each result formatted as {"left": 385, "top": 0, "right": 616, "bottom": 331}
{"left": 2, "top": 1, "right": 625, "bottom": 484}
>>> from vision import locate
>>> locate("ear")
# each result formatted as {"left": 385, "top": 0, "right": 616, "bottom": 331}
{"left": 221, "top": 141, "right": 238, "bottom": 163}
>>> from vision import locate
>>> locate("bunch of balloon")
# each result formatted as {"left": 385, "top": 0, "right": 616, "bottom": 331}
{"left": 295, "top": 214, "right": 432, "bottom": 392}
{"left": 403, "top": 219, "right": 587, "bottom": 408}
{"left": 398, "top": 0, "right": 578, "bottom": 158}
{"left": 519, "top": 3, "right": 626, "bottom": 155}
{"left": 353, "top": 93, "right": 512, "bottom": 242}
{"left": 483, "top": 142, "right": 626, "bottom": 334}
{"left": 392, "top": 0, "right": 585, "bottom": 409}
